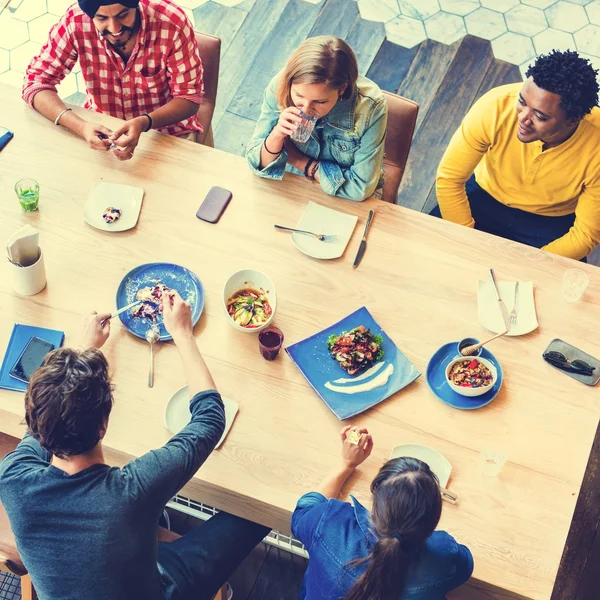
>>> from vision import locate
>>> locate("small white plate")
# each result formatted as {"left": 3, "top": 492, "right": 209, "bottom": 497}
{"left": 84, "top": 181, "right": 144, "bottom": 232}
{"left": 164, "top": 385, "right": 238, "bottom": 449}
{"left": 291, "top": 201, "right": 358, "bottom": 259}
{"left": 478, "top": 280, "right": 538, "bottom": 336}
{"left": 389, "top": 443, "right": 452, "bottom": 487}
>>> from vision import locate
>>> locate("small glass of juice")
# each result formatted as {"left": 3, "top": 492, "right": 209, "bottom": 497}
{"left": 258, "top": 326, "right": 284, "bottom": 361}
{"left": 14, "top": 178, "right": 40, "bottom": 212}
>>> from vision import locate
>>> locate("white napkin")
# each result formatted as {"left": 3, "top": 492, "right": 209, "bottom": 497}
{"left": 477, "top": 280, "right": 538, "bottom": 336}
{"left": 7, "top": 225, "right": 40, "bottom": 267}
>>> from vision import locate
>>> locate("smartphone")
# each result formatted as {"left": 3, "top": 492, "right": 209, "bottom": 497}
{"left": 0, "top": 126, "right": 14, "bottom": 151}
{"left": 196, "top": 187, "right": 232, "bottom": 224}
{"left": 9, "top": 337, "right": 56, "bottom": 384}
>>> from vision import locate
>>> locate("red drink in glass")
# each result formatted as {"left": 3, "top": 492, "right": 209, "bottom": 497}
{"left": 258, "top": 326, "right": 284, "bottom": 360}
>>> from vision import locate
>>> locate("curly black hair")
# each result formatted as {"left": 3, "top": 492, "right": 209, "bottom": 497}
{"left": 525, "top": 50, "right": 599, "bottom": 121}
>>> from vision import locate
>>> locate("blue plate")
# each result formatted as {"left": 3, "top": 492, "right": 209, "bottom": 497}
{"left": 426, "top": 342, "right": 503, "bottom": 410}
{"left": 116, "top": 263, "right": 204, "bottom": 341}
{"left": 286, "top": 307, "right": 420, "bottom": 420}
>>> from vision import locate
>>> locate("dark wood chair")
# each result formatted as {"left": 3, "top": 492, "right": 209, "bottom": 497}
{"left": 0, "top": 433, "right": 226, "bottom": 600}
{"left": 194, "top": 31, "right": 222, "bottom": 147}
{"left": 381, "top": 91, "right": 419, "bottom": 204}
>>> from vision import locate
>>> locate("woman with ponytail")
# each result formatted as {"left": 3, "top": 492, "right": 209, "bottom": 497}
{"left": 291, "top": 426, "right": 473, "bottom": 599}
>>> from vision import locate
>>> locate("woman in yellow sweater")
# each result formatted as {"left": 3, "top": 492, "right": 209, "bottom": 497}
{"left": 433, "top": 50, "right": 600, "bottom": 261}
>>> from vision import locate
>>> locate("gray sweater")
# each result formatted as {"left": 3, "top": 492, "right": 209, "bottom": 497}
{"left": 0, "top": 390, "right": 225, "bottom": 600}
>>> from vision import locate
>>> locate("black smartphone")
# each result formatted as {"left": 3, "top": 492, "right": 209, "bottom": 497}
{"left": 196, "top": 187, "right": 232, "bottom": 224}
{"left": 9, "top": 337, "right": 56, "bottom": 384}
{"left": 0, "top": 126, "right": 14, "bottom": 151}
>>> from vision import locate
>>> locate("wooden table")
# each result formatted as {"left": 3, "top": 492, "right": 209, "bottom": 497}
{"left": 0, "top": 86, "right": 599, "bottom": 600}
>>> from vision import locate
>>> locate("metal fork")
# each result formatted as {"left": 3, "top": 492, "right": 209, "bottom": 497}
{"left": 274, "top": 224, "right": 337, "bottom": 243}
{"left": 509, "top": 281, "right": 519, "bottom": 326}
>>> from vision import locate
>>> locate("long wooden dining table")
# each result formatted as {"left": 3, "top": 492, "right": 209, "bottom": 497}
{"left": 0, "top": 85, "right": 599, "bottom": 600}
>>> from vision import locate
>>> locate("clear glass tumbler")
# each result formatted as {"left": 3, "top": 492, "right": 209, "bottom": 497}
{"left": 480, "top": 447, "right": 508, "bottom": 477}
{"left": 14, "top": 178, "right": 40, "bottom": 212}
{"left": 291, "top": 109, "right": 319, "bottom": 144}
{"left": 562, "top": 269, "right": 589, "bottom": 303}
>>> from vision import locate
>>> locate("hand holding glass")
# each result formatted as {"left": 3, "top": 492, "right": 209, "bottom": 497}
{"left": 291, "top": 109, "right": 319, "bottom": 144}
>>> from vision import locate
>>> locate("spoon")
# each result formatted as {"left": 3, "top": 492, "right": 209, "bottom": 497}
{"left": 460, "top": 330, "right": 507, "bottom": 357}
{"left": 145, "top": 326, "right": 159, "bottom": 388}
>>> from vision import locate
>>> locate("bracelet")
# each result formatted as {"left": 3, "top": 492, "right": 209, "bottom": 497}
{"left": 308, "top": 160, "right": 320, "bottom": 181}
{"left": 263, "top": 137, "right": 283, "bottom": 155}
{"left": 304, "top": 158, "right": 315, "bottom": 178}
{"left": 141, "top": 113, "right": 153, "bottom": 132}
{"left": 54, "top": 108, "right": 72, "bottom": 126}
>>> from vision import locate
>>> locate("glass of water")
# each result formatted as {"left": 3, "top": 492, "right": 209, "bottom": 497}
{"left": 480, "top": 447, "right": 508, "bottom": 477}
{"left": 291, "top": 109, "right": 319, "bottom": 144}
{"left": 562, "top": 269, "right": 589, "bottom": 303}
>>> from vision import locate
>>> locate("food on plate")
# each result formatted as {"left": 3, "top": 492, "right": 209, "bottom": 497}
{"left": 103, "top": 207, "right": 122, "bottom": 224}
{"left": 327, "top": 325, "right": 384, "bottom": 375}
{"left": 131, "top": 282, "right": 171, "bottom": 321}
{"left": 447, "top": 359, "right": 493, "bottom": 389}
{"left": 226, "top": 288, "right": 272, "bottom": 328}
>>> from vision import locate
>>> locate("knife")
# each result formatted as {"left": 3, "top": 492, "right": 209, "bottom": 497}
{"left": 489, "top": 268, "right": 510, "bottom": 333}
{"left": 100, "top": 300, "right": 142, "bottom": 326}
{"left": 353, "top": 209, "right": 375, "bottom": 269}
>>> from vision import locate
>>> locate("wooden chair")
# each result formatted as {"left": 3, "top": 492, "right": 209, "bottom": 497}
{"left": 381, "top": 91, "right": 419, "bottom": 204}
{"left": 0, "top": 433, "right": 226, "bottom": 600}
{"left": 194, "top": 31, "right": 222, "bottom": 147}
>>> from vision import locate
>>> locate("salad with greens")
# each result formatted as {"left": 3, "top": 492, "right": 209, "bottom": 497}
{"left": 327, "top": 325, "right": 384, "bottom": 375}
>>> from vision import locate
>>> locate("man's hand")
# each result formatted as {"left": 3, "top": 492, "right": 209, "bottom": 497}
{"left": 80, "top": 312, "right": 111, "bottom": 349}
{"left": 109, "top": 117, "right": 146, "bottom": 161}
{"left": 81, "top": 122, "right": 114, "bottom": 151}
{"left": 162, "top": 290, "right": 193, "bottom": 342}
{"left": 340, "top": 425, "right": 373, "bottom": 469}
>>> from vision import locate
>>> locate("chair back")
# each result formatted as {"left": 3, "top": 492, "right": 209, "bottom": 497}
{"left": 381, "top": 91, "right": 419, "bottom": 203}
{"left": 194, "top": 31, "right": 221, "bottom": 146}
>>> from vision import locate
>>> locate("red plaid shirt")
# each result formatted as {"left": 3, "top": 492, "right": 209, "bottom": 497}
{"left": 23, "top": 0, "right": 204, "bottom": 136}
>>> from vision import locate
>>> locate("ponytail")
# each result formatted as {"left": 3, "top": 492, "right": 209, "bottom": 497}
{"left": 344, "top": 457, "right": 442, "bottom": 600}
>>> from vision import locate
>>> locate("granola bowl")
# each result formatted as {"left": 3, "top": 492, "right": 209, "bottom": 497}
{"left": 445, "top": 356, "right": 497, "bottom": 398}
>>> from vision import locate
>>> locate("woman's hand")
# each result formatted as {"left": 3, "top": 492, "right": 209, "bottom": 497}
{"left": 272, "top": 106, "right": 302, "bottom": 142}
{"left": 340, "top": 425, "right": 373, "bottom": 469}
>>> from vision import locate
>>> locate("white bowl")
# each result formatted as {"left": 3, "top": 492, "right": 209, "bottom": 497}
{"left": 223, "top": 269, "right": 277, "bottom": 333}
{"left": 445, "top": 356, "right": 497, "bottom": 398}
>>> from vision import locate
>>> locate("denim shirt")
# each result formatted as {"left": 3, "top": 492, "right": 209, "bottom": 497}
{"left": 291, "top": 492, "right": 474, "bottom": 600}
{"left": 246, "top": 74, "right": 387, "bottom": 201}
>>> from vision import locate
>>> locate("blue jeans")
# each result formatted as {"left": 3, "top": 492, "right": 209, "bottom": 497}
{"left": 430, "top": 175, "right": 577, "bottom": 249}
{"left": 158, "top": 512, "right": 270, "bottom": 600}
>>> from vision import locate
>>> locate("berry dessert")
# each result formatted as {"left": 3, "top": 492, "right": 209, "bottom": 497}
{"left": 447, "top": 359, "right": 494, "bottom": 389}
{"left": 131, "top": 282, "right": 171, "bottom": 322}
{"left": 103, "top": 207, "right": 122, "bottom": 224}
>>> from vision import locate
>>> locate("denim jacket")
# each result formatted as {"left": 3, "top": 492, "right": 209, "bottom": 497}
{"left": 246, "top": 74, "right": 387, "bottom": 201}
{"left": 291, "top": 492, "right": 474, "bottom": 600}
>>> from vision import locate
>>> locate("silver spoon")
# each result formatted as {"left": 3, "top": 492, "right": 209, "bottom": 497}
{"left": 145, "top": 326, "right": 159, "bottom": 388}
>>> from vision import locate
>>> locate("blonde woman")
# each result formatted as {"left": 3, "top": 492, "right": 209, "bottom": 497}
{"left": 246, "top": 36, "right": 387, "bottom": 201}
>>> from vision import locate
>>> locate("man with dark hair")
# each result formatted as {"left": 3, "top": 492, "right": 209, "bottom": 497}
{"left": 0, "top": 291, "right": 269, "bottom": 600}
{"left": 433, "top": 50, "right": 600, "bottom": 260}
{"left": 22, "top": 0, "right": 205, "bottom": 160}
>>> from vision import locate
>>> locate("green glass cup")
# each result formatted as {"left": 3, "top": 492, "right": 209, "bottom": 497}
{"left": 15, "top": 178, "right": 40, "bottom": 212}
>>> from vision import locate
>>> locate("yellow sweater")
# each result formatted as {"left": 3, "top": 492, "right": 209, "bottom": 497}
{"left": 436, "top": 83, "right": 600, "bottom": 260}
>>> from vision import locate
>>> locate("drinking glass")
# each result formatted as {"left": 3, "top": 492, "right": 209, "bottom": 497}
{"left": 480, "top": 447, "right": 508, "bottom": 477}
{"left": 258, "top": 326, "right": 284, "bottom": 360}
{"left": 291, "top": 109, "right": 319, "bottom": 144}
{"left": 15, "top": 178, "right": 40, "bottom": 212}
{"left": 561, "top": 269, "right": 589, "bottom": 303}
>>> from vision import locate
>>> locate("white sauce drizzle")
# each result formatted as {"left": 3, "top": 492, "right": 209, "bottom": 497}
{"left": 333, "top": 361, "right": 385, "bottom": 384}
{"left": 325, "top": 363, "right": 395, "bottom": 394}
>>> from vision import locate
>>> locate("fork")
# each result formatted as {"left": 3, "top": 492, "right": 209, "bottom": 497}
{"left": 509, "top": 281, "right": 519, "bottom": 326}
{"left": 274, "top": 224, "right": 337, "bottom": 243}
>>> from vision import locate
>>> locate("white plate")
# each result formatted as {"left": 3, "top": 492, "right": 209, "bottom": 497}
{"left": 84, "top": 181, "right": 144, "bottom": 232}
{"left": 478, "top": 280, "right": 538, "bottom": 336}
{"left": 389, "top": 443, "right": 452, "bottom": 487}
{"left": 164, "top": 385, "right": 238, "bottom": 449}
{"left": 291, "top": 201, "right": 358, "bottom": 259}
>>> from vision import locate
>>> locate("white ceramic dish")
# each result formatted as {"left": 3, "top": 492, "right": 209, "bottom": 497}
{"left": 164, "top": 385, "right": 238, "bottom": 449}
{"left": 389, "top": 443, "right": 452, "bottom": 487}
{"left": 291, "top": 201, "right": 358, "bottom": 260}
{"left": 223, "top": 269, "right": 276, "bottom": 333}
{"left": 84, "top": 181, "right": 144, "bottom": 232}
{"left": 445, "top": 356, "right": 497, "bottom": 398}
{"left": 478, "top": 280, "right": 538, "bottom": 336}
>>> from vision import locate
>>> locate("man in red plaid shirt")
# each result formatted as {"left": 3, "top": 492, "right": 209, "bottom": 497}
{"left": 22, "top": 0, "right": 204, "bottom": 161}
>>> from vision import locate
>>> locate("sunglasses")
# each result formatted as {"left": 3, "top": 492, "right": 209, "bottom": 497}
{"left": 543, "top": 351, "right": 595, "bottom": 376}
